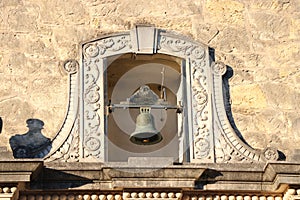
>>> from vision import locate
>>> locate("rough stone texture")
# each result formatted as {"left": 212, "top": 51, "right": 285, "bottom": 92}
{"left": 0, "top": 0, "right": 300, "bottom": 158}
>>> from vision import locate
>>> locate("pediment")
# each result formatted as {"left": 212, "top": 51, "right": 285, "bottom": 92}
{"left": 21, "top": 26, "right": 278, "bottom": 163}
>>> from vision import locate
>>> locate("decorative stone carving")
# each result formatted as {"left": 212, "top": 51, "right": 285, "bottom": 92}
{"left": 212, "top": 62, "right": 227, "bottom": 75}
{"left": 212, "top": 60, "right": 280, "bottom": 162}
{"left": 83, "top": 58, "right": 103, "bottom": 159}
{"left": 213, "top": 61, "right": 254, "bottom": 162}
{"left": 262, "top": 147, "right": 279, "bottom": 161}
{"left": 84, "top": 44, "right": 100, "bottom": 57}
{"left": 191, "top": 65, "right": 210, "bottom": 160}
{"left": 158, "top": 36, "right": 205, "bottom": 59}
{"left": 83, "top": 35, "right": 132, "bottom": 58}
{"left": 19, "top": 193, "right": 123, "bottom": 200}
{"left": 215, "top": 124, "right": 250, "bottom": 163}
{"left": 45, "top": 119, "right": 80, "bottom": 162}
{"left": 81, "top": 35, "right": 132, "bottom": 160}
{"left": 44, "top": 58, "right": 79, "bottom": 162}
{"left": 9, "top": 119, "right": 51, "bottom": 158}
{"left": 64, "top": 59, "right": 78, "bottom": 74}
{"left": 158, "top": 33, "right": 211, "bottom": 161}
{"left": 0, "top": 186, "right": 17, "bottom": 194}
{"left": 39, "top": 26, "right": 279, "bottom": 163}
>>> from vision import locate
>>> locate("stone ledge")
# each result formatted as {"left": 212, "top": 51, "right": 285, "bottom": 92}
{"left": 0, "top": 160, "right": 43, "bottom": 183}
{"left": 0, "top": 161, "right": 297, "bottom": 192}
{"left": 31, "top": 162, "right": 299, "bottom": 192}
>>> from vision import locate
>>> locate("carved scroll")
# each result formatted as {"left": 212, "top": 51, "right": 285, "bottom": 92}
{"left": 158, "top": 34, "right": 212, "bottom": 161}
{"left": 82, "top": 35, "right": 132, "bottom": 161}
{"left": 212, "top": 62, "right": 279, "bottom": 162}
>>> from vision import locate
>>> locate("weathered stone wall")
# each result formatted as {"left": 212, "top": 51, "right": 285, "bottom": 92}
{"left": 0, "top": 0, "right": 299, "bottom": 158}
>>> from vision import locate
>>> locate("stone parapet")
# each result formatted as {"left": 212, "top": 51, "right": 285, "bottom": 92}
{"left": 16, "top": 191, "right": 295, "bottom": 200}
{"left": 0, "top": 160, "right": 297, "bottom": 200}
{"left": 283, "top": 189, "right": 300, "bottom": 200}
{"left": 0, "top": 186, "right": 19, "bottom": 200}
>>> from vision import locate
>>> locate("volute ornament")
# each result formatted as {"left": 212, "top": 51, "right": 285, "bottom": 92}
{"left": 262, "top": 147, "right": 279, "bottom": 161}
{"left": 212, "top": 62, "right": 227, "bottom": 75}
{"left": 64, "top": 59, "right": 78, "bottom": 74}
{"left": 84, "top": 44, "right": 100, "bottom": 57}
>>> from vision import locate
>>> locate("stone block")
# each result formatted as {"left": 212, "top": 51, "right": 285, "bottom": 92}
{"left": 288, "top": 149, "right": 300, "bottom": 162}
{"left": 127, "top": 157, "right": 174, "bottom": 167}
{"left": 231, "top": 84, "right": 267, "bottom": 109}
{"left": 0, "top": 146, "right": 13, "bottom": 160}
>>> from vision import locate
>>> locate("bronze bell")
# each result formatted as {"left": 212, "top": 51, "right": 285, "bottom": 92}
{"left": 130, "top": 107, "right": 163, "bottom": 145}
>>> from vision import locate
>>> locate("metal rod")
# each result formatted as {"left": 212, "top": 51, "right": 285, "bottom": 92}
{"left": 160, "top": 67, "right": 165, "bottom": 99}
{"left": 109, "top": 104, "right": 179, "bottom": 109}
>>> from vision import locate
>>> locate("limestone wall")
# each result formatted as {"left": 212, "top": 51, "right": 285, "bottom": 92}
{"left": 0, "top": 0, "right": 299, "bottom": 158}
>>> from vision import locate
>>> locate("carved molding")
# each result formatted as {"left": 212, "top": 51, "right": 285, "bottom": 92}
{"left": 191, "top": 59, "right": 210, "bottom": 160}
{"left": 44, "top": 61, "right": 79, "bottom": 161}
{"left": 83, "top": 35, "right": 132, "bottom": 58}
{"left": 82, "top": 34, "right": 132, "bottom": 160}
{"left": 212, "top": 62, "right": 260, "bottom": 162}
{"left": 158, "top": 33, "right": 211, "bottom": 161}
{"left": 158, "top": 35, "right": 205, "bottom": 59}
{"left": 83, "top": 56, "right": 102, "bottom": 159}
{"left": 80, "top": 29, "right": 212, "bottom": 162}
{"left": 46, "top": 118, "right": 80, "bottom": 162}
{"left": 215, "top": 122, "right": 251, "bottom": 163}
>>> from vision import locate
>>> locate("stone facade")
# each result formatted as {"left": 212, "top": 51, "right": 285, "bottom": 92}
{"left": 1, "top": 0, "right": 300, "bottom": 158}
{"left": 1, "top": 1, "right": 300, "bottom": 199}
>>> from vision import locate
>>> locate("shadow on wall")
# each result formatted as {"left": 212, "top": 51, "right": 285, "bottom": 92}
{"left": 195, "top": 169, "right": 223, "bottom": 189}
{"left": 209, "top": 48, "right": 249, "bottom": 146}
{"left": 30, "top": 168, "right": 94, "bottom": 190}
{"left": 0, "top": 117, "right": 2, "bottom": 134}
{"left": 9, "top": 119, "right": 52, "bottom": 158}
{"left": 222, "top": 67, "right": 286, "bottom": 161}
{"left": 209, "top": 48, "right": 286, "bottom": 161}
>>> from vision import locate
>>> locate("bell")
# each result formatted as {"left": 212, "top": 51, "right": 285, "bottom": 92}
{"left": 130, "top": 107, "right": 163, "bottom": 145}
